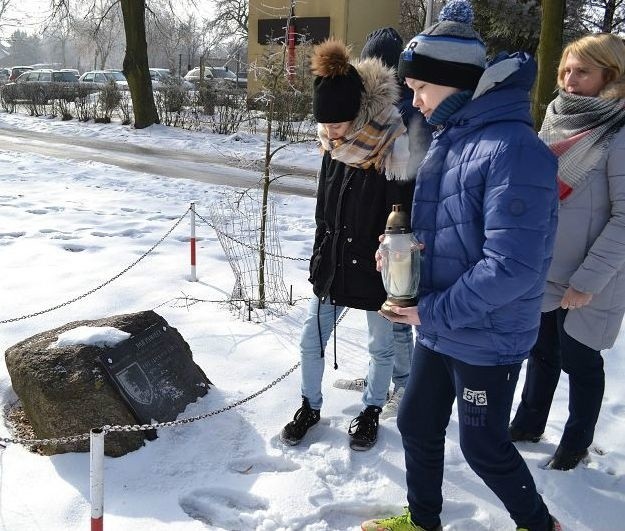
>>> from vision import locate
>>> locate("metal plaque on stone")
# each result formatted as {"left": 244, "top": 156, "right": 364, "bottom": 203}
{"left": 99, "top": 319, "right": 211, "bottom": 437}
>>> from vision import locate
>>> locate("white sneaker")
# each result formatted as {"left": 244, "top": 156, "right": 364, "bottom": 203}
{"left": 333, "top": 377, "right": 366, "bottom": 392}
{"left": 380, "top": 387, "right": 405, "bottom": 420}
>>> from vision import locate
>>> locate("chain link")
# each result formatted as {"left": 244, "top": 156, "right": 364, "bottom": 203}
{"left": 195, "top": 210, "right": 309, "bottom": 262}
{"left": 0, "top": 362, "right": 301, "bottom": 447}
{"left": 0, "top": 202, "right": 339, "bottom": 446}
{"left": 0, "top": 432, "right": 90, "bottom": 447}
{"left": 0, "top": 208, "right": 190, "bottom": 324}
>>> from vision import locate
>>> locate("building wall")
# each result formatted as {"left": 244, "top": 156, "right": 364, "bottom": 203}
{"left": 247, "top": 0, "right": 400, "bottom": 94}
{"left": 346, "top": 0, "right": 401, "bottom": 53}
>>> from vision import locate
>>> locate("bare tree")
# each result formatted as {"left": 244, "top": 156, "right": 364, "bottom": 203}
{"left": 532, "top": 0, "right": 565, "bottom": 130}
{"left": 399, "top": 0, "right": 446, "bottom": 42}
{"left": 51, "top": 0, "right": 159, "bottom": 128}
{"left": 119, "top": 0, "right": 159, "bottom": 128}
{"left": 578, "top": 0, "right": 625, "bottom": 33}
{"left": 63, "top": 0, "right": 124, "bottom": 69}
{"left": 41, "top": 17, "right": 72, "bottom": 67}
{"left": 145, "top": 7, "right": 184, "bottom": 69}
{"left": 0, "top": 0, "right": 23, "bottom": 40}
{"left": 0, "top": 0, "right": 12, "bottom": 25}
{"left": 210, "top": 0, "right": 248, "bottom": 43}
{"left": 473, "top": 0, "right": 542, "bottom": 55}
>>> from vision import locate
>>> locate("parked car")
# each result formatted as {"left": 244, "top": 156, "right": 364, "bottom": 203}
{"left": 184, "top": 66, "right": 247, "bottom": 89}
{"left": 60, "top": 68, "right": 80, "bottom": 81}
{"left": 8, "top": 65, "right": 34, "bottom": 81}
{"left": 149, "top": 68, "right": 194, "bottom": 91}
{"left": 1, "top": 69, "right": 81, "bottom": 104}
{"left": 78, "top": 69, "right": 128, "bottom": 90}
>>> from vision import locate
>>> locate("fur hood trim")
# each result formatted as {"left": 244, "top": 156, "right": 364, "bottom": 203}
{"left": 600, "top": 74, "right": 625, "bottom": 100}
{"left": 351, "top": 57, "right": 401, "bottom": 131}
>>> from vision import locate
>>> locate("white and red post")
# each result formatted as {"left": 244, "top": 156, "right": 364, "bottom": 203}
{"left": 287, "top": 1, "right": 296, "bottom": 82}
{"left": 190, "top": 202, "right": 197, "bottom": 282}
{"left": 90, "top": 428, "right": 105, "bottom": 531}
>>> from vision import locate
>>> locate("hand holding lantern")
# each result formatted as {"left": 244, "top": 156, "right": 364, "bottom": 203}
{"left": 379, "top": 204, "right": 421, "bottom": 318}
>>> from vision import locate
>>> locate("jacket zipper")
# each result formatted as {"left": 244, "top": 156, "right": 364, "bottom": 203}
{"left": 320, "top": 166, "right": 354, "bottom": 300}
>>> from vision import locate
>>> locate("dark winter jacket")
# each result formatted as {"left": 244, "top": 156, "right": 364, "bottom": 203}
{"left": 412, "top": 52, "right": 559, "bottom": 365}
{"left": 309, "top": 60, "right": 416, "bottom": 311}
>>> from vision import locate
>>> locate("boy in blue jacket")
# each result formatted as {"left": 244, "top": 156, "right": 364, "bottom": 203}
{"left": 362, "top": 1, "right": 561, "bottom": 530}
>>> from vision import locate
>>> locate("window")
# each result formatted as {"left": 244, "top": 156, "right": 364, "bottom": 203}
{"left": 104, "top": 71, "right": 125, "bottom": 82}
{"left": 53, "top": 72, "right": 77, "bottom": 82}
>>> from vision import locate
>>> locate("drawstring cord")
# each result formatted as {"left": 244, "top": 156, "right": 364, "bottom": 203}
{"left": 316, "top": 297, "right": 339, "bottom": 369}
{"left": 333, "top": 304, "right": 338, "bottom": 370}
{"left": 317, "top": 297, "right": 325, "bottom": 358}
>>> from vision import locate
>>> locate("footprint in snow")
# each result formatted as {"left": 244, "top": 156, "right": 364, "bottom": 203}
{"left": 228, "top": 454, "right": 300, "bottom": 474}
{"left": 179, "top": 487, "right": 268, "bottom": 530}
{"left": 0, "top": 231, "right": 25, "bottom": 239}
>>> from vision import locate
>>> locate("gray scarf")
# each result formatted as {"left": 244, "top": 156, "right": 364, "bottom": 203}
{"left": 539, "top": 90, "right": 625, "bottom": 190}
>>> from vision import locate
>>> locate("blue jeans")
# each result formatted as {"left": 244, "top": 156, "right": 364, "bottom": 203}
{"left": 390, "top": 322, "right": 414, "bottom": 390}
{"left": 300, "top": 296, "right": 395, "bottom": 410}
{"left": 398, "top": 342, "right": 551, "bottom": 530}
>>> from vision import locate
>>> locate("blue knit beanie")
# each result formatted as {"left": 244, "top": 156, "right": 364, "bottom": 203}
{"left": 398, "top": 0, "right": 486, "bottom": 90}
{"left": 360, "top": 27, "right": 404, "bottom": 69}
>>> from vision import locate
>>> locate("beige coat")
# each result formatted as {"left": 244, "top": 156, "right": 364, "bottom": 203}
{"left": 542, "top": 78, "right": 625, "bottom": 349}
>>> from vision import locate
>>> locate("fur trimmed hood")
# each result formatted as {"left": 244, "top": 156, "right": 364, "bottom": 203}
{"left": 600, "top": 74, "right": 625, "bottom": 100}
{"left": 351, "top": 57, "right": 401, "bottom": 131}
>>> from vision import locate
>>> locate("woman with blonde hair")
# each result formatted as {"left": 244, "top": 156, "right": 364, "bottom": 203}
{"left": 510, "top": 33, "right": 625, "bottom": 471}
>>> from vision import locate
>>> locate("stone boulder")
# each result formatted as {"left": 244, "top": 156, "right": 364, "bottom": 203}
{"left": 4, "top": 310, "right": 207, "bottom": 457}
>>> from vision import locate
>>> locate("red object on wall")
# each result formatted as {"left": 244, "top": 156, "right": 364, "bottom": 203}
{"left": 287, "top": 25, "right": 296, "bottom": 81}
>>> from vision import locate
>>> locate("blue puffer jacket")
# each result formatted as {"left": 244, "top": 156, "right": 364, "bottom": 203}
{"left": 413, "top": 52, "right": 558, "bottom": 366}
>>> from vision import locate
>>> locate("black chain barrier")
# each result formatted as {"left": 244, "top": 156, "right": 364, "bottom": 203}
{"left": 0, "top": 362, "right": 301, "bottom": 447}
{"left": 0, "top": 207, "right": 191, "bottom": 324}
{"left": 0, "top": 202, "right": 356, "bottom": 447}
{"left": 195, "top": 210, "right": 309, "bottom": 262}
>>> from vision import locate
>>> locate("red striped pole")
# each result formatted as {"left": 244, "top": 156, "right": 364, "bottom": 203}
{"left": 190, "top": 202, "right": 197, "bottom": 282}
{"left": 287, "top": 2, "right": 296, "bottom": 82}
{"left": 90, "top": 428, "right": 104, "bottom": 531}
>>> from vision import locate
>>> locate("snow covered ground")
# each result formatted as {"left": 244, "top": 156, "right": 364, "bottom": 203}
{"left": 0, "top": 112, "right": 624, "bottom": 530}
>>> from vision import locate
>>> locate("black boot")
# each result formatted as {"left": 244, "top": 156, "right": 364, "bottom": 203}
{"left": 348, "top": 405, "right": 382, "bottom": 451}
{"left": 516, "top": 514, "right": 562, "bottom": 530}
{"left": 280, "top": 397, "right": 320, "bottom": 446}
{"left": 548, "top": 445, "right": 588, "bottom": 471}
{"left": 509, "top": 425, "right": 542, "bottom": 443}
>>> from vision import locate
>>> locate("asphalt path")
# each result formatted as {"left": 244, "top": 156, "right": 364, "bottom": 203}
{"left": 0, "top": 122, "right": 318, "bottom": 197}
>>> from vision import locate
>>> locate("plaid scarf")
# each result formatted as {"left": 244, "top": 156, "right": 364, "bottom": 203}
{"left": 539, "top": 90, "right": 625, "bottom": 199}
{"left": 318, "top": 105, "right": 408, "bottom": 180}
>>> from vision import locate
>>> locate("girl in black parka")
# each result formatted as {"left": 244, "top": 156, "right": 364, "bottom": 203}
{"left": 280, "top": 39, "right": 415, "bottom": 450}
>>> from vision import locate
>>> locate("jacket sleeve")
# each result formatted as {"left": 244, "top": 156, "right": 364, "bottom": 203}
{"left": 312, "top": 152, "right": 329, "bottom": 256}
{"left": 418, "top": 142, "right": 558, "bottom": 331}
{"left": 569, "top": 135, "right": 625, "bottom": 294}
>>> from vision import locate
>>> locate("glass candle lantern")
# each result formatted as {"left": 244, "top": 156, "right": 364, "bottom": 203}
{"left": 379, "top": 204, "right": 420, "bottom": 318}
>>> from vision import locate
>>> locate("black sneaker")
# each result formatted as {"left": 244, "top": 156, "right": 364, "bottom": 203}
{"left": 548, "top": 445, "right": 588, "bottom": 471}
{"left": 509, "top": 425, "right": 542, "bottom": 443}
{"left": 348, "top": 405, "right": 382, "bottom": 451}
{"left": 280, "top": 397, "right": 320, "bottom": 446}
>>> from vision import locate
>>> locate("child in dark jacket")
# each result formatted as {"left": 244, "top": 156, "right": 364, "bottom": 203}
{"left": 280, "top": 38, "right": 414, "bottom": 451}
{"left": 362, "top": 1, "right": 561, "bottom": 529}
{"left": 332, "top": 26, "right": 433, "bottom": 421}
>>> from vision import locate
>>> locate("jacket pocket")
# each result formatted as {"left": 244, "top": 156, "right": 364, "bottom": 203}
{"left": 345, "top": 242, "right": 379, "bottom": 275}
{"left": 309, "top": 232, "right": 332, "bottom": 282}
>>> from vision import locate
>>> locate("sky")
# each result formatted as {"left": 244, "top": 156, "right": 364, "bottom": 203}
{"left": 0, "top": 110, "right": 624, "bottom": 531}
{"left": 1, "top": 0, "right": 215, "bottom": 38}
